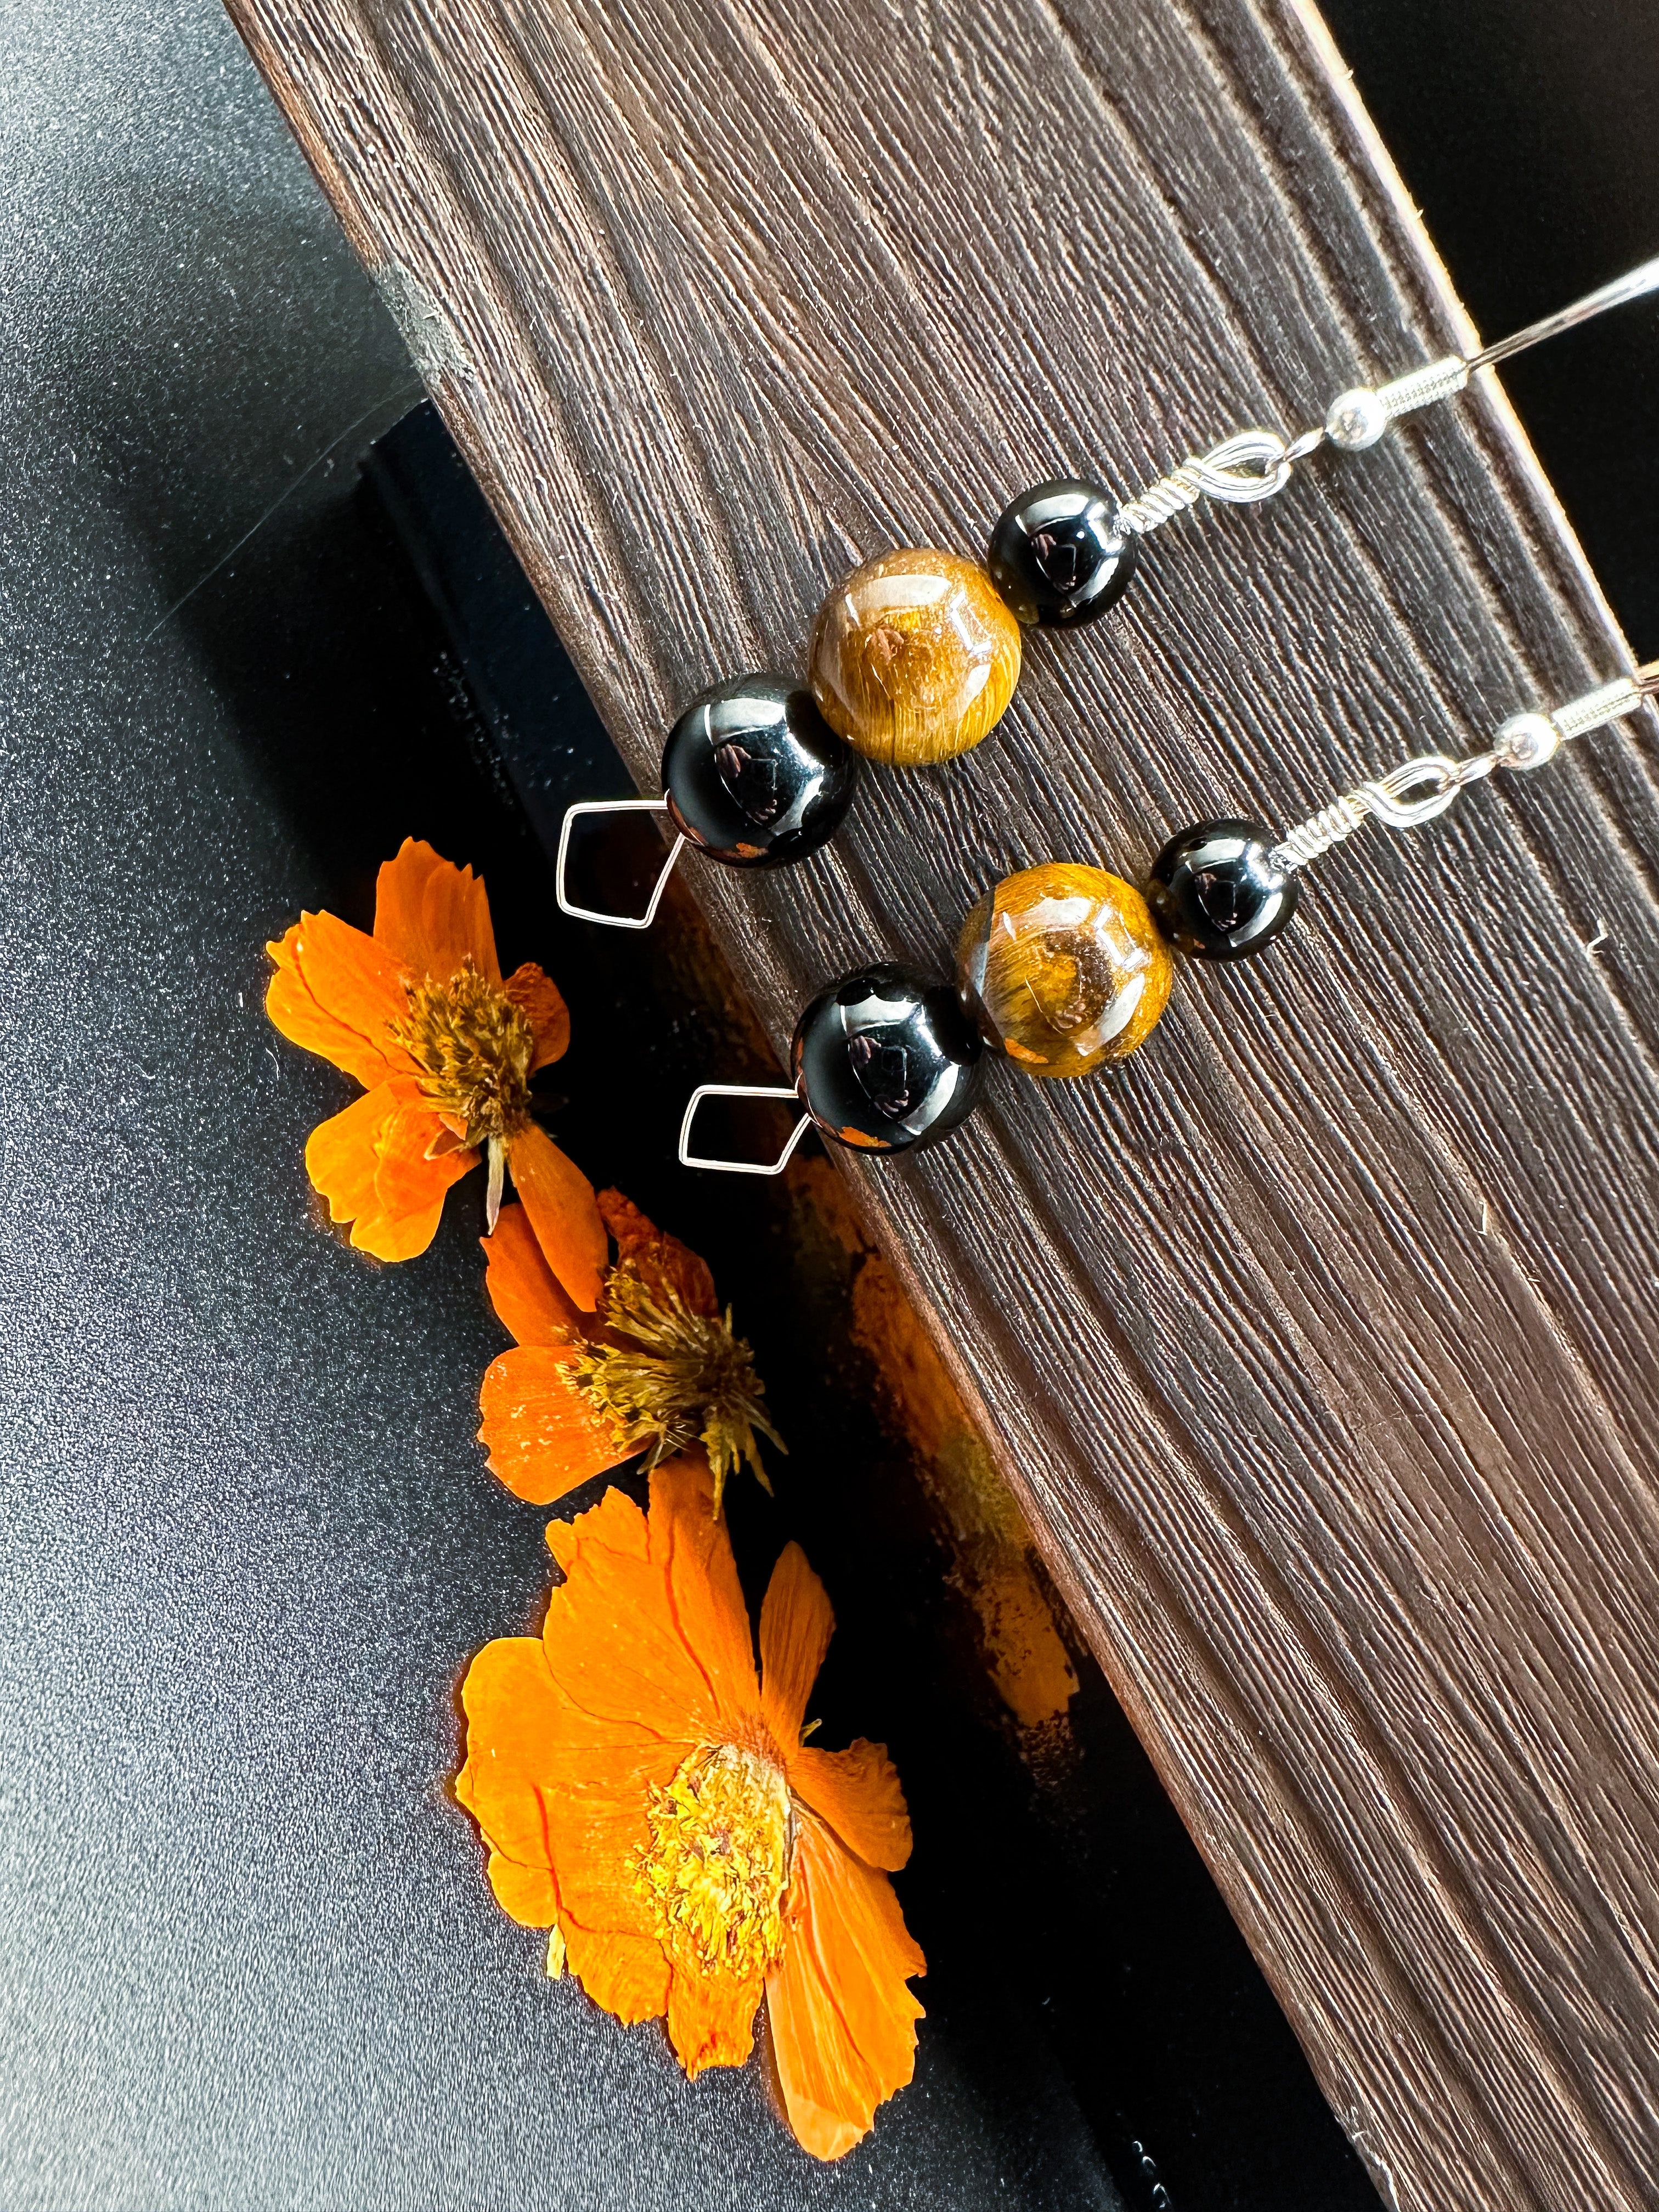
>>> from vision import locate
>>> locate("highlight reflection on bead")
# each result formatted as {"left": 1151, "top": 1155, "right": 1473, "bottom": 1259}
{"left": 1147, "top": 819, "right": 1297, "bottom": 959}
{"left": 792, "top": 961, "right": 984, "bottom": 1153}
{"left": 956, "top": 863, "right": 1172, "bottom": 1079}
{"left": 661, "top": 673, "right": 858, "bottom": 868}
{"left": 808, "top": 548, "right": 1022, "bottom": 768}
{"left": 987, "top": 479, "right": 1137, "bottom": 628}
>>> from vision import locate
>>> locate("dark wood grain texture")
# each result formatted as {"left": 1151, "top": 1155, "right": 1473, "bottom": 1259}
{"left": 220, "top": 1, "right": 1659, "bottom": 2203}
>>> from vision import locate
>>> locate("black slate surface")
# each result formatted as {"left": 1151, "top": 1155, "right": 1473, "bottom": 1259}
{"left": 0, "top": 0, "right": 1652, "bottom": 2207}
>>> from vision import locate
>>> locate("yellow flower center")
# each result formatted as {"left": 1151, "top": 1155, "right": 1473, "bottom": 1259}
{"left": 571, "top": 1267, "right": 783, "bottom": 1515}
{"left": 634, "top": 1743, "right": 791, "bottom": 1982}
{"left": 388, "top": 960, "right": 534, "bottom": 1147}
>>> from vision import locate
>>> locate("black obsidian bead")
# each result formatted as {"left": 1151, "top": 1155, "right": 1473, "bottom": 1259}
{"left": 1147, "top": 820, "right": 1299, "bottom": 960}
{"left": 662, "top": 673, "right": 858, "bottom": 868}
{"left": 791, "top": 962, "right": 984, "bottom": 1156}
{"left": 986, "top": 479, "right": 1138, "bottom": 628}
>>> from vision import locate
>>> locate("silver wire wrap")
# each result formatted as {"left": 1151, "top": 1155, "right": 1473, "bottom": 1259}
{"left": 1271, "top": 753, "right": 1497, "bottom": 870}
{"left": 1116, "top": 359, "right": 1480, "bottom": 533}
{"left": 1117, "top": 356, "right": 1475, "bottom": 535}
{"left": 1114, "top": 253, "right": 1659, "bottom": 535}
{"left": 1270, "top": 672, "right": 1657, "bottom": 873}
{"left": 1115, "top": 430, "right": 1301, "bottom": 534}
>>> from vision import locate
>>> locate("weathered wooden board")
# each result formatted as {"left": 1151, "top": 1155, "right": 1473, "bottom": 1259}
{"left": 221, "top": 0, "right": 1659, "bottom": 2202}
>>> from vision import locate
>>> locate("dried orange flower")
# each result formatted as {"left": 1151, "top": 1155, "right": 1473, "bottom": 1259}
{"left": 478, "top": 1193, "right": 781, "bottom": 1512}
{"left": 455, "top": 1455, "right": 924, "bottom": 2159}
{"left": 266, "top": 839, "right": 606, "bottom": 1304}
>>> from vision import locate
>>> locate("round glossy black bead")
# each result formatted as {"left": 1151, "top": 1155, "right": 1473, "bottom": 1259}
{"left": 791, "top": 962, "right": 984, "bottom": 1156}
{"left": 1147, "top": 819, "right": 1299, "bottom": 960}
{"left": 986, "top": 479, "right": 1138, "bottom": 629}
{"left": 662, "top": 673, "right": 859, "bottom": 868}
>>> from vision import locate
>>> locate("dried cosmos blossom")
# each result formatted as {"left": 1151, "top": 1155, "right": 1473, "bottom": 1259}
{"left": 266, "top": 839, "right": 605, "bottom": 1302}
{"left": 478, "top": 1191, "right": 781, "bottom": 1513}
{"left": 455, "top": 1456, "right": 924, "bottom": 2159}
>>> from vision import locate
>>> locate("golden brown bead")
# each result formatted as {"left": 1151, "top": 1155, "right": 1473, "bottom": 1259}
{"left": 808, "top": 548, "right": 1022, "bottom": 768}
{"left": 956, "top": 863, "right": 1173, "bottom": 1079}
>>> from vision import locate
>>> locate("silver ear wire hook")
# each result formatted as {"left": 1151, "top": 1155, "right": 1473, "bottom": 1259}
{"left": 1271, "top": 660, "right": 1659, "bottom": 872}
{"left": 555, "top": 798, "right": 688, "bottom": 929}
{"left": 1465, "top": 254, "right": 1659, "bottom": 371}
{"left": 1117, "top": 252, "right": 1659, "bottom": 535}
{"left": 678, "top": 1083, "right": 811, "bottom": 1175}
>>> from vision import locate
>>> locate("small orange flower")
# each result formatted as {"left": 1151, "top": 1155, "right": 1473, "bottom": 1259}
{"left": 455, "top": 1456, "right": 924, "bottom": 2160}
{"left": 266, "top": 838, "right": 606, "bottom": 1304}
{"left": 479, "top": 1193, "right": 781, "bottom": 1511}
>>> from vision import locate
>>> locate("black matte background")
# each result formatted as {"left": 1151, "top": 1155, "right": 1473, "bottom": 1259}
{"left": 0, "top": 3, "right": 1652, "bottom": 2208}
{"left": 1318, "top": 0, "right": 1659, "bottom": 653}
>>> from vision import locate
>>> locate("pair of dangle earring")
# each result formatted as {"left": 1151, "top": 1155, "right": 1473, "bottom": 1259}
{"left": 678, "top": 662, "right": 1659, "bottom": 1172}
{"left": 556, "top": 253, "right": 1659, "bottom": 930}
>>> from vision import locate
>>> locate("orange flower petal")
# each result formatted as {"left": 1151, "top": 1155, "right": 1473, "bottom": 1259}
{"left": 477, "top": 1345, "right": 633, "bottom": 1505}
{"left": 455, "top": 1635, "right": 563, "bottom": 1926}
{"left": 647, "top": 1458, "right": 762, "bottom": 1734}
{"left": 540, "top": 1480, "right": 725, "bottom": 1743}
{"left": 562, "top": 1918, "right": 671, "bottom": 2025}
{"left": 459, "top": 1636, "right": 682, "bottom": 1957}
{"left": 481, "top": 1201, "right": 582, "bottom": 1348}
{"left": 503, "top": 962, "right": 571, "bottom": 1071}
{"left": 667, "top": 1965, "right": 765, "bottom": 2080}
{"left": 536, "top": 1729, "right": 683, "bottom": 1795}
{"left": 305, "top": 1078, "right": 476, "bottom": 1260}
{"left": 787, "top": 1741, "right": 912, "bottom": 1874}
{"left": 759, "top": 1542, "right": 834, "bottom": 1752}
{"left": 599, "top": 1189, "right": 719, "bottom": 1319}
{"left": 509, "top": 1120, "right": 608, "bottom": 1313}
{"left": 545, "top": 1477, "right": 648, "bottom": 1576}
{"left": 543, "top": 1778, "right": 674, "bottom": 1943}
{"left": 372, "top": 837, "right": 500, "bottom": 984}
{"left": 266, "top": 911, "right": 414, "bottom": 1088}
{"left": 766, "top": 1813, "right": 925, "bottom": 2161}
{"left": 487, "top": 1853, "right": 558, "bottom": 1927}
{"left": 458, "top": 1461, "right": 921, "bottom": 2152}
{"left": 370, "top": 1094, "right": 478, "bottom": 1222}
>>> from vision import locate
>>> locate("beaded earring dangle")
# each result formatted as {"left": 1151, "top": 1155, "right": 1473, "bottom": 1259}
{"left": 676, "top": 663, "right": 1659, "bottom": 1173}
{"left": 556, "top": 255, "right": 1659, "bottom": 930}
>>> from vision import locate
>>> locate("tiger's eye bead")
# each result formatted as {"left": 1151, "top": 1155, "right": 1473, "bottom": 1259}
{"left": 956, "top": 863, "right": 1172, "bottom": 1079}
{"left": 791, "top": 962, "right": 984, "bottom": 1154}
{"left": 1147, "top": 820, "right": 1299, "bottom": 960}
{"left": 662, "top": 674, "right": 858, "bottom": 868}
{"left": 808, "top": 549, "right": 1022, "bottom": 768}
{"left": 987, "top": 479, "right": 1138, "bottom": 628}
